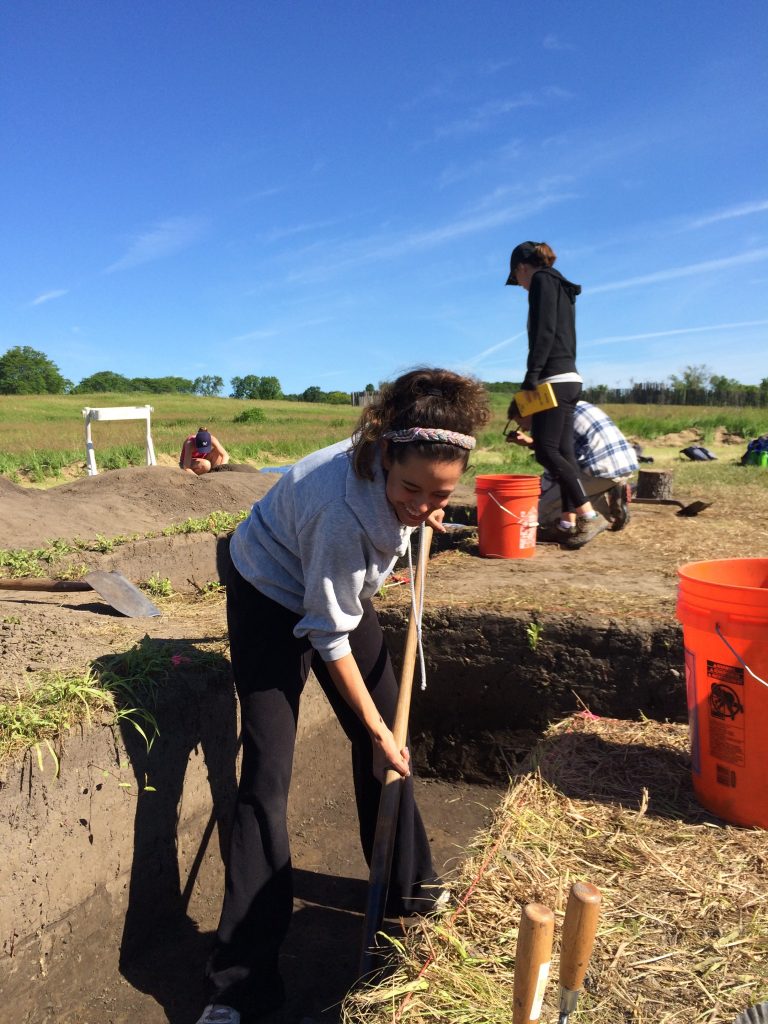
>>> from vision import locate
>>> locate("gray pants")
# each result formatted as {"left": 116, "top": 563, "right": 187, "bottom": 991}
{"left": 538, "top": 472, "right": 628, "bottom": 526}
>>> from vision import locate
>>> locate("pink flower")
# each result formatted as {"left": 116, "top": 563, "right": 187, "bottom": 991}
{"left": 171, "top": 654, "right": 192, "bottom": 667}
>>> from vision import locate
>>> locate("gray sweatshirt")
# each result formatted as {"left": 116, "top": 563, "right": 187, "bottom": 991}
{"left": 229, "top": 438, "right": 412, "bottom": 662}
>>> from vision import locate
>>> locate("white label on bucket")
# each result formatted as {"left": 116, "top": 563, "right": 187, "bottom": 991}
{"left": 520, "top": 507, "right": 538, "bottom": 549}
{"left": 530, "top": 961, "right": 551, "bottom": 1020}
{"left": 707, "top": 659, "right": 745, "bottom": 767}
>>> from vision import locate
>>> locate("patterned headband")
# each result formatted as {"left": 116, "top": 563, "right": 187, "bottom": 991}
{"left": 382, "top": 427, "right": 476, "bottom": 450}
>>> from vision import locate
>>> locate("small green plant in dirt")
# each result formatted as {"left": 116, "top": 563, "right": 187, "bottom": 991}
{"left": 93, "top": 533, "right": 117, "bottom": 553}
{"left": 197, "top": 580, "right": 225, "bottom": 598}
{"left": 142, "top": 573, "right": 174, "bottom": 598}
{"left": 57, "top": 562, "right": 89, "bottom": 580}
{"left": 0, "top": 547, "right": 47, "bottom": 577}
{"left": 233, "top": 407, "right": 267, "bottom": 425}
{"left": 162, "top": 509, "right": 248, "bottom": 536}
{"left": 526, "top": 621, "right": 543, "bottom": 651}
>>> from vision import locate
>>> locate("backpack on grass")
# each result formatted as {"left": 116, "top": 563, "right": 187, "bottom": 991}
{"left": 741, "top": 434, "right": 768, "bottom": 467}
{"left": 680, "top": 445, "right": 717, "bottom": 461}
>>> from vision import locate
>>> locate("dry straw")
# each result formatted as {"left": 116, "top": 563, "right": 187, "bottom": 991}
{"left": 343, "top": 715, "right": 767, "bottom": 1024}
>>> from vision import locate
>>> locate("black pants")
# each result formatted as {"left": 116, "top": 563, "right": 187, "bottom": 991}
{"left": 205, "top": 562, "right": 436, "bottom": 1012}
{"left": 531, "top": 381, "right": 589, "bottom": 514}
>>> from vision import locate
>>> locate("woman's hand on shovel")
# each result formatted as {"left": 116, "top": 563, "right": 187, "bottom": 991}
{"left": 425, "top": 507, "right": 447, "bottom": 533}
{"left": 371, "top": 725, "right": 411, "bottom": 781}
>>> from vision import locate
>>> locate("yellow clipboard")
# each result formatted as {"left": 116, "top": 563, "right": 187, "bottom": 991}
{"left": 513, "top": 382, "right": 558, "bottom": 416}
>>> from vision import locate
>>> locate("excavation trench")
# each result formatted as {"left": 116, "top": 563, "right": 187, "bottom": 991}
{"left": 1, "top": 596, "right": 685, "bottom": 1024}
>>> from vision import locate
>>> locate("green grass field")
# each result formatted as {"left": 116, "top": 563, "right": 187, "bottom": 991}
{"left": 0, "top": 391, "right": 767, "bottom": 486}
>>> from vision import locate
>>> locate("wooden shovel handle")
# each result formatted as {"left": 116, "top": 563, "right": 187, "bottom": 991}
{"left": 0, "top": 578, "right": 91, "bottom": 592}
{"left": 559, "top": 882, "right": 602, "bottom": 993}
{"left": 389, "top": 525, "right": 433, "bottom": 751}
{"left": 513, "top": 903, "right": 555, "bottom": 1024}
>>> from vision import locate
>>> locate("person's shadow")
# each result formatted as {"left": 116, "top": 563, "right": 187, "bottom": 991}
{"left": 96, "top": 635, "right": 239, "bottom": 1023}
{"left": 103, "top": 632, "right": 395, "bottom": 1024}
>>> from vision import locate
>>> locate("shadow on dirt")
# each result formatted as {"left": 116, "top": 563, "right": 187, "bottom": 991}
{"left": 533, "top": 728, "right": 719, "bottom": 825}
{"left": 93, "top": 637, "right": 238, "bottom": 1023}
{"left": 94, "top": 633, "right": 384, "bottom": 1024}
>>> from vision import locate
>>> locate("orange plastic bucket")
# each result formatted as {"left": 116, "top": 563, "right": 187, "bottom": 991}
{"left": 677, "top": 558, "right": 768, "bottom": 829}
{"left": 475, "top": 474, "right": 540, "bottom": 559}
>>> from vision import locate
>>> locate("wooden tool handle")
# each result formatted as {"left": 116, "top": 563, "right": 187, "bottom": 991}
{"left": 559, "top": 882, "right": 602, "bottom": 993}
{"left": 0, "top": 578, "right": 91, "bottom": 593}
{"left": 390, "top": 524, "right": 432, "bottom": 750}
{"left": 358, "top": 524, "right": 433, "bottom": 978}
{"left": 513, "top": 903, "right": 555, "bottom": 1024}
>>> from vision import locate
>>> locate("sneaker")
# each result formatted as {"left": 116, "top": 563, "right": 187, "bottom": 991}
{"left": 562, "top": 519, "right": 608, "bottom": 549}
{"left": 196, "top": 1007, "right": 240, "bottom": 1024}
{"left": 575, "top": 511, "right": 599, "bottom": 534}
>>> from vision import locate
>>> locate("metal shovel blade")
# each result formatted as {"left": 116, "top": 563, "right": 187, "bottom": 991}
{"left": 675, "top": 501, "right": 712, "bottom": 517}
{"left": 734, "top": 1002, "right": 768, "bottom": 1024}
{"left": 84, "top": 571, "right": 161, "bottom": 618}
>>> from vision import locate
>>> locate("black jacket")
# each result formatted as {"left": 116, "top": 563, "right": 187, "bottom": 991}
{"left": 523, "top": 268, "right": 581, "bottom": 388}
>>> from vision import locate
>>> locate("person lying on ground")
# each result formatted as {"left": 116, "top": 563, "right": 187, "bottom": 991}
{"left": 193, "top": 367, "right": 491, "bottom": 1024}
{"left": 507, "top": 398, "right": 638, "bottom": 534}
{"left": 179, "top": 428, "right": 230, "bottom": 475}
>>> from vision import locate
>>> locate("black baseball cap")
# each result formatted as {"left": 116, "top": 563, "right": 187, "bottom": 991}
{"left": 505, "top": 242, "right": 538, "bottom": 285}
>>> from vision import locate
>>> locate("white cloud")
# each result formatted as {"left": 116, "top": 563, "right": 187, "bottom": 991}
{"left": 543, "top": 34, "right": 574, "bottom": 51}
{"left": 684, "top": 199, "right": 768, "bottom": 230}
{"left": 463, "top": 332, "right": 526, "bottom": 368}
{"left": 30, "top": 288, "right": 68, "bottom": 306}
{"left": 435, "top": 94, "right": 536, "bottom": 139}
{"left": 285, "top": 191, "right": 573, "bottom": 284}
{"left": 265, "top": 218, "right": 341, "bottom": 243}
{"left": 583, "top": 319, "right": 768, "bottom": 348}
{"left": 105, "top": 216, "right": 207, "bottom": 273}
{"left": 589, "top": 248, "right": 768, "bottom": 294}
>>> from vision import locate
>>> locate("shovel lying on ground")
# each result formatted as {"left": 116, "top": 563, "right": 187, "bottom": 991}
{"left": 0, "top": 570, "right": 161, "bottom": 618}
{"left": 631, "top": 497, "right": 711, "bottom": 516}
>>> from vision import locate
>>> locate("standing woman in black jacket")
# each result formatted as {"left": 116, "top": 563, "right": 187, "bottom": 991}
{"left": 506, "top": 241, "right": 598, "bottom": 540}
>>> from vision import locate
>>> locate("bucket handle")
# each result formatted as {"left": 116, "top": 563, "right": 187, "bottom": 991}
{"left": 716, "top": 623, "right": 768, "bottom": 690}
{"left": 487, "top": 491, "right": 539, "bottom": 526}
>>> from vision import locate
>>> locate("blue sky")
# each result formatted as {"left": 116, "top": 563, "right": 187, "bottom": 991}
{"left": 2, "top": 1, "right": 767, "bottom": 394}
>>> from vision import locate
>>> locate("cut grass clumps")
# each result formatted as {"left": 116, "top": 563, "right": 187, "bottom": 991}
{"left": 343, "top": 715, "right": 767, "bottom": 1024}
{"left": 0, "top": 635, "right": 231, "bottom": 772}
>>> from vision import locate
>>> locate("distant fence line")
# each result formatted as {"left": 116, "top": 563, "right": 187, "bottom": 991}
{"left": 351, "top": 391, "right": 379, "bottom": 407}
{"left": 580, "top": 383, "right": 768, "bottom": 407}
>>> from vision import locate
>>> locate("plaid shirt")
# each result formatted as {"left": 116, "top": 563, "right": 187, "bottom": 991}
{"left": 573, "top": 402, "right": 638, "bottom": 479}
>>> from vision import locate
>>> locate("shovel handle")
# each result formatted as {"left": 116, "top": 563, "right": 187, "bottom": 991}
{"left": 358, "top": 525, "right": 433, "bottom": 978}
{"left": 390, "top": 525, "right": 433, "bottom": 750}
{"left": 0, "top": 578, "right": 91, "bottom": 593}
{"left": 513, "top": 903, "right": 555, "bottom": 1024}
{"left": 559, "top": 882, "right": 601, "bottom": 995}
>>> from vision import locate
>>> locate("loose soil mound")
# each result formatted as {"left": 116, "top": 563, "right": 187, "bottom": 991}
{"left": 1, "top": 466, "right": 278, "bottom": 549}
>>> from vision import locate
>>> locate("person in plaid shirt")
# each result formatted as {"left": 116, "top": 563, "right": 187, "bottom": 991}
{"left": 507, "top": 399, "right": 637, "bottom": 536}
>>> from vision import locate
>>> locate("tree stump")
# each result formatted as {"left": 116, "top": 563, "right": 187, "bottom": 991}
{"left": 636, "top": 469, "right": 674, "bottom": 500}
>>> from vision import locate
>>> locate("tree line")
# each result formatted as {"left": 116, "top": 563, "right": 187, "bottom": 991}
{"left": 3, "top": 347, "right": 766, "bottom": 409}
{"left": 0, "top": 347, "right": 362, "bottom": 404}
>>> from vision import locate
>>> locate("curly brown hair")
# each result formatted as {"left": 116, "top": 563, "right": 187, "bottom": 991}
{"left": 350, "top": 367, "right": 490, "bottom": 480}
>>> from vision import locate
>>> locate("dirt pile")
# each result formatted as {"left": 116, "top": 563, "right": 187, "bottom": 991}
{"left": 2, "top": 466, "right": 280, "bottom": 549}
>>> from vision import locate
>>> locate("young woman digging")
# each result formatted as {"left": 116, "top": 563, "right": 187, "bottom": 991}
{"left": 195, "top": 367, "right": 490, "bottom": 1024}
